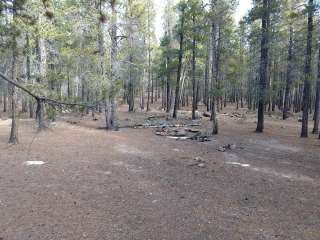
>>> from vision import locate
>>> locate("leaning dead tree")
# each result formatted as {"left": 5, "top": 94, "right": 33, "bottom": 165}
{"left": 0, "top": 72, "right": 95, "bottom": 141}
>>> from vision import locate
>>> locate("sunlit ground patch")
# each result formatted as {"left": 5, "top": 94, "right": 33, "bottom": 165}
{"left": 225, "top": 159, "right": 316, "bottom": 184}
{"left": 0, "top": 119, "right": 11, "bottom": 126}
{"left": 24, "top": 161, "right": 45, "bottom": 166}
{"left": 226, "top": 162, "right": 250, "bottom": 168}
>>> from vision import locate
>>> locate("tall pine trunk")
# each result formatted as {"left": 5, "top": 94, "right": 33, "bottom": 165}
{"left": 191, "top": 15, "right": 197, "bottom": 120}
{"left": 204, "top": 37, "right": 210, "bottom": 111}
{"left": 210, "top": 0, "right": 218, "bottom": 134}
{"left": 146, "top": 1, "right": 151, "bottom": 112}
{"left": 3, "top": 85, "right": 7, "bottom": 113}
{"left": 128, "top": 55, "right": 134, "bottom": 112}
{"left": 301, "top": 0, "right": 314, "bottom": 138}
{"left": 256, "top": 0, "right": 270, "bottom": 133}
{"left": 172, "top": 7, "right": 185, "bottom": 119}
{"left": 166, "top": 57, "right": 171, "bottom": 113}
{"left": 216, "top": 26, "right": 221, "bottom": 113}
{"left": 9, "top": 4, "right": 19, "bottom": 144}
{"left": 283, "top": 26, "right": 293, "bottom": 120}
{"left": 35, "top": 11, "right": 47, "bottom": 130}
{"left": 25, "top": 33, "right": 34, "bottom": 118}
{"left": 110, "top": 0, "right": 118, "bottom": 130}
{"left": 312, "top": 33, "right": 320, "bottom": 134}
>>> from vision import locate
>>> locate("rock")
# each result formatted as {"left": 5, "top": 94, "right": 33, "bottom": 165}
{"left": 203, "top": 112, "right": 211, "bottom": 118}
{"left": 198, "top": 163, "right": 205, "bottom": 168}
{"left": 230, "top": 144, "right": 237, "bottom": 150}
{"left": 187, "top": 157, "right": 206, "bottom": 167}
{"left": 155, "top": 126, "right": 169, "bottom": 136}
{"left": 167, "top": 129, "right": 187, "bottom": 137}
{"left": 167, "top": 136, "right": 190, "bottom": 140}
{"left": 199, "top": 136, "right": 210, "bottom": 142}
{"left": 218, "top": 146, "right": 226, "bottom": 152}
{"left": 190, "top": 132, "right": 210, "bottom": 142}
{"left": 219, "top": 144, "right": 236, "bottom": 152}
{"left": 186, "top": 128, "right": 200, "bottom": 133}
{"left": 194, "top": 156, "right": 204, "bottom": 163}
{"left": 175, "top": 130, "right": 187, "bottom": 137}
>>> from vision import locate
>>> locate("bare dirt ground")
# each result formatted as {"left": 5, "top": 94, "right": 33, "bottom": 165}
{"left": 0, "top": 105, "right": 319, "bottom": 240}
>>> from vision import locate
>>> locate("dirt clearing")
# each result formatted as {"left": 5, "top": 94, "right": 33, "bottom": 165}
{"left": 0, "top": 109, "right": 319, "bottom": 240}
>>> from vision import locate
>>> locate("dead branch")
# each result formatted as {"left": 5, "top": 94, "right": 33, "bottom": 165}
{"left": 0, "top": 72, "right": 39, "bottom": 100}
{"left": 0, "top": 71, "right": 95, "bottom": 109}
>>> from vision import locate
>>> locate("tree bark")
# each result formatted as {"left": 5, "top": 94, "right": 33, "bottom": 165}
{"left": 26, "top": 32, "right": 33, "bottom": 118}
{"left": 166, "top": 56, "right": 171, "bottom": 113}
{"left": 313, "top": 81, "right": 320, "bottom": 133}
{"left": 312, "top": 34, "right": 320, "bottom": 134}
{"left": 283, "top": 26, "right": 293, "bottom": 120}
{"left": 210, "top": 0, "right": 218, "bottom": 134}
{"left": 36, "top": 36, "right": 47, "bottom": 83}
{"left": 301, "top": 0, "right": 314, "bottom": 138}
{"left": 35, "top": 12, "right": 47, "bottom": 130}
{"left": 128, "top": 56, "right": 134, "bottom": 112}
{"left": 146, "top": 1, "right": 152, "bottom": 112}
{"left": 109, "top": 0, "right": 118, "bottom": 130}
{"left": 256, "top": 0, "right": 270, "bottom": 133}
{"left": 172, "top": 8, "right": 185, "bottom": 119}
{"left": 215, "top": 26, "right": 221, "bottom": 113}
{"left": 36, "top": 99, "right": 46, "bottom": 131}
{"left": 191, "top": 15, "right": 197, "bottom": 120}
{"left": 204, "top": 37, "right": 210, "bottom": 111}
{"left": 9, "top": 2, "right": 19, "bottom": 144}
{"left": 3, "top": 86, "right": 7, "bottom": 113}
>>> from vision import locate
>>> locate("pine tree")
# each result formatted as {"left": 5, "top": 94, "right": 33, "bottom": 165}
{"left": 301, "top": 0, "right": 314, "bottom": 138}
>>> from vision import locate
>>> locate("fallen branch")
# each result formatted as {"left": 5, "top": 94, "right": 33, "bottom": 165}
{"left": 44, "top": 98, "right": 96, "bottom": 109}
{"left": 0, "top": 72, "right": 39, "bottom": 100}
{"left": 121, "top": 123, "right": 201, "bottom": 129}
{"left": 0, "top": 71, "right": 98, "bottom": 131}
{"left": 0, "top": 72, "right": 97, "bottom": 109}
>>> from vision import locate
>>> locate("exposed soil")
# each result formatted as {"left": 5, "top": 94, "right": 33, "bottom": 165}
{"left": 0, "top": 106, "right": 319, "bottom": 240}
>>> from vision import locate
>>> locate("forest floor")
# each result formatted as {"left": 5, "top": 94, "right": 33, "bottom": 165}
{"left": 0, "top": 104, "right": 319, "bottom": 240}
